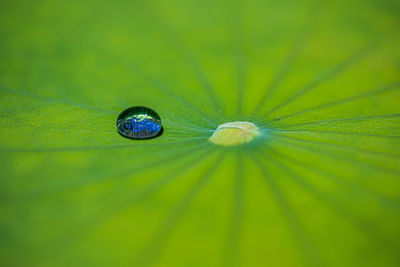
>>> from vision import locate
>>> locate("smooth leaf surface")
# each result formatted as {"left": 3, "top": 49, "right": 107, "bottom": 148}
{"left": 1, "top": 0, "right": 400, "bottom": 266}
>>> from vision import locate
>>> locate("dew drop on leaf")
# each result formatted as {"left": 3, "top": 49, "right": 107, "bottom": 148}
{"left": 116, "top": 106, "right": 162, "bottom": 139}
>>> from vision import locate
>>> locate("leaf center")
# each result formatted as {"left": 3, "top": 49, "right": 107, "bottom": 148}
{"left": 208, "top": 121, "right": 260, "bottom": 146}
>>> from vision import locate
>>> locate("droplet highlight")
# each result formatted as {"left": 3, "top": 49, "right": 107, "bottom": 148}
{"left": 116, "top": 106, "right": 162, "bottom": 139}
{"left": 209, "top": 121, "right": 260, "bottom": 146}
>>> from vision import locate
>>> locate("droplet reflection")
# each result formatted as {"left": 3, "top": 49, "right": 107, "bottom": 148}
{"left": 116, "top": 106, "right": 162, "bottom": 139}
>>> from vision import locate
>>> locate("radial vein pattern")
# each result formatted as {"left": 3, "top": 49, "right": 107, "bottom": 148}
{"left": 0, "top": 0, "right": 400, "bottom": 266}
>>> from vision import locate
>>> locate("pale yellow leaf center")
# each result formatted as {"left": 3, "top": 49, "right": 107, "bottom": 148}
{"left": 208, "top": 121, "right": 260, "bottom": 146}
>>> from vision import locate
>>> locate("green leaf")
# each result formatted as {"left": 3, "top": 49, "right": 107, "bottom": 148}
{"left": 1, "top": 0, "right": 400, "bottom": 266}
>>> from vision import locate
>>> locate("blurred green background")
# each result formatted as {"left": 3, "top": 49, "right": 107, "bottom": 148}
{"left": 1, "top": 0, "right": 400, "bottom": 266}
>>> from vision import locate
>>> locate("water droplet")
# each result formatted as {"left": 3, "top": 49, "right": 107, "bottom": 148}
{"left": 209, "top": 121, "right": 260, "bottom": 146}
{"left": 116, "top": 106, "right": 162, "bottom": 139}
